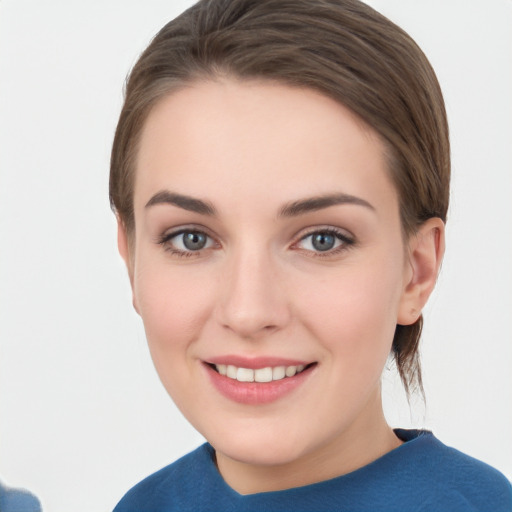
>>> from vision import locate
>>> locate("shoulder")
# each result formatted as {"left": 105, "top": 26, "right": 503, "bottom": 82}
{"left": 113, "top": 443, "right": 216, "bottom": 512}
{"left": 389, "top": 429, "right": 512, "bottom": 511}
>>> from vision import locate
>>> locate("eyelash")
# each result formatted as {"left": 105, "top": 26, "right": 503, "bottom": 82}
{"left": 157, "top": 227, "right": 217, "bottom": 258}
{"left": 293, "top": 227, "right": 355, "bottom": 258}
{"left": 157, "top": 227, "right": 355, "bottom": 258}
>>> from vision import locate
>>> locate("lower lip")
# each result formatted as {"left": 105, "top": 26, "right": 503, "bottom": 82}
{"left": 204, "top": 364, "right": 314, "bottom": 405}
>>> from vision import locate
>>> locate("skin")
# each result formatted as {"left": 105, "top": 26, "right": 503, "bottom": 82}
{"left": 118, "top": 78, "right": 444, "bottom": 494}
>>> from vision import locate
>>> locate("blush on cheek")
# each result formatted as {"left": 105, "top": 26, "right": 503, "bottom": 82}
{"left": 138, "top": 277, "right": 206, "bottom": 403}
{"left": 300, "top": 273, "right": 398, "bottom": 361}
{"left": 137, "top": 261, "right": 214, "bottom": 314}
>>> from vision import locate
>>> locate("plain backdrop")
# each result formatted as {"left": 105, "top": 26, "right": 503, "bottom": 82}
{"left": 1, "top": 1, "right": 511, "bottom": 511}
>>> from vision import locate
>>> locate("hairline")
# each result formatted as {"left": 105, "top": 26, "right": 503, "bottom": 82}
{"left": 118, "top": 72, "right": 415, "bottom": 245}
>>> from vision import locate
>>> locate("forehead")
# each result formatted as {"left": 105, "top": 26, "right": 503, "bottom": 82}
{"left": 134, "top": 78, "right": 398, "bottom": 216}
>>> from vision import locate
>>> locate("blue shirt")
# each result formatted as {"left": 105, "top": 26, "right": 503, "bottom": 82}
{"left": 0, "top": 481, "right": 42, "bottom": 512}
{"left": 113, "top": 430, "right": 512, "bottom": 511}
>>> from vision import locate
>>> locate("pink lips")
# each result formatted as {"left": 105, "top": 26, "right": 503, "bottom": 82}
{"left": 204, "top": 356, "right": 315, "bottom": 405}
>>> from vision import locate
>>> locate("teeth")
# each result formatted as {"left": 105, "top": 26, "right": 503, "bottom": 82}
{"left": 254, "top": 367, "right": 272, "bottom": 383}
{"left": 215, "top": 363, "right": 307, "bottom": 382}
{"left": 236, "top": 367, "right": 254, "bottom": 382}
{"left": 272, "top": 366, "right": 286, "bottom": 380}
{"left": 285, "top": 366, "right": 297, "bottom": 377}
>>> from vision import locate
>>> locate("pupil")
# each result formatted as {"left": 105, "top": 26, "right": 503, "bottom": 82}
{"left": 183, "top": 232, "right": 206, "bottom": 250}
{"left": 312, "top": 232, "right": 335, "bottom": 251}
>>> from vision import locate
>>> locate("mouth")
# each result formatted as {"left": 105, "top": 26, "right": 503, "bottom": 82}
{"left": 203, "top": 357, "right": 317, "bottom": 404}
{"left": 207, "top": 362, "right": 315, "bottom": 383}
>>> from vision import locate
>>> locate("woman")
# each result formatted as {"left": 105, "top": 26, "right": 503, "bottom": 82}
{"left": 110, "top": 0, "right": 512, "bottom": 509}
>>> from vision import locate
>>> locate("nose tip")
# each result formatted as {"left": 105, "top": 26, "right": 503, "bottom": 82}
{"left": 221, "top": 309, "right": 281, "bottom": 339}
{"left": 216, "top": 253, "right": 290, "bottom": 339}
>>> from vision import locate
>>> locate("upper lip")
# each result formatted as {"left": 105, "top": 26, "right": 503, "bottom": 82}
{"left": 205, "top": 355, "right": 313, "bottom": 369}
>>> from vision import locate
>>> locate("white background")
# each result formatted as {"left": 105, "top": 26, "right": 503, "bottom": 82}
{"left": 0, "top": 1, "right": 511, "bottom": 511}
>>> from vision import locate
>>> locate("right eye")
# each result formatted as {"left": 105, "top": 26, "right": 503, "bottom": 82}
{"left": 159, "top": 229, "right": 216, "bottom": 256}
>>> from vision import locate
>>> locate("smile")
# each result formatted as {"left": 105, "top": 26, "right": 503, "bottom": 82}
{"left": 214, "top": 364, "right": 307, "bottom": 383}
{"left": 205, "top": 360, "right": 316, "bottom": 405}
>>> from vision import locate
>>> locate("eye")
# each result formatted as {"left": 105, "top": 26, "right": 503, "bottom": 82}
{"left": 295, "top": 229, "right": 354, "bottom": 254}
{"left": 159, "top": 229, "right": 216, "bottom": 255}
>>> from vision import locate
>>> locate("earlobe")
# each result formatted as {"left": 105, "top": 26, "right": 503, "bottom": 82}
{"left": 397, "top": 218, "right": 445, "bottom": 325}
{"left": 117, "top": 217, "right": 140, "bottom": 315}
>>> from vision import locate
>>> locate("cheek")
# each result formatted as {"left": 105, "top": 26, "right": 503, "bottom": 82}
{"left": 133, "top": 261, "right": 214, "bottom": 363}
{"left": 296, "top": 257, "right": 403, "bottom": 370}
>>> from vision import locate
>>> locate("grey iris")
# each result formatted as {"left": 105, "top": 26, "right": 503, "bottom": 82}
{"left": 312, "top": 232, "right": 335, "bottom": 251}
{"left": 183, "top": 232, "right": 207, "bottom": 250}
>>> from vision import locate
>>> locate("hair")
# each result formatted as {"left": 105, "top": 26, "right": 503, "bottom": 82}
{"left": 110, "top": 0, "right": 450, "bottom": 397}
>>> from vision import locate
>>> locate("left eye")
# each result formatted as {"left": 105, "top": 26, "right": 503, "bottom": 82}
{"left": 296, "top": 230, "right": 350, "bottom": 253}
{"left": 165, "top": 230, "right": 215, "bottom": 252}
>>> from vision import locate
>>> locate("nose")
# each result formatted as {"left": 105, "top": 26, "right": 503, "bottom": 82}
{"left": 215, "top": 245, "right": 291, "bottom": 340}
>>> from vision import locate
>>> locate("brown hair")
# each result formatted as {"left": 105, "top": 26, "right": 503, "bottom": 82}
{"left": 110, "top": 0, "right": 450, "bottom": 397}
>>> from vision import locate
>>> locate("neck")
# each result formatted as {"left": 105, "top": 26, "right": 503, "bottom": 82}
{"left": 215, "top": 390, "right": 402, "bottom": 495}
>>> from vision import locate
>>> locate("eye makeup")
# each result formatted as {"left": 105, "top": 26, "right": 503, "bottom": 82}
{"left": 156, "top": 224, "right": 356, "bottom": 260}
{"left": 156, "top": 225, "right": 219, "bottom": 258}
{"left": 291, "top": 226, "right": 356, "bottom": 259}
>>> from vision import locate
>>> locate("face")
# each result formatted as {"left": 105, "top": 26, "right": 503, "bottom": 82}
{"left": 125, "top": 78, "right": 417, "bottom": 487}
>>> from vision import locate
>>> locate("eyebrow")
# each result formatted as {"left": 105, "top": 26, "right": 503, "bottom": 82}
{"left": 145, "top": 190, "right": 217, "bottom": 216}
{"left": 145, "top": 190, "right": 374, "bottom": 217}
{"left": 279, "top": 193, "right": 375, "bottom": 217}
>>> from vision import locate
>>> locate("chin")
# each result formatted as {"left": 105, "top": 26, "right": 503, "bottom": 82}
{"left": 207, "top": 425, "right": 314, "bottom": 467}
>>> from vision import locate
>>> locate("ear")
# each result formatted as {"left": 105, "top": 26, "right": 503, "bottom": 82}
{"left": 117, "top": 217, "right": 140, "bottom": 315}
{"left": 397, "top": 218, "right": 445, "bottom": 325}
